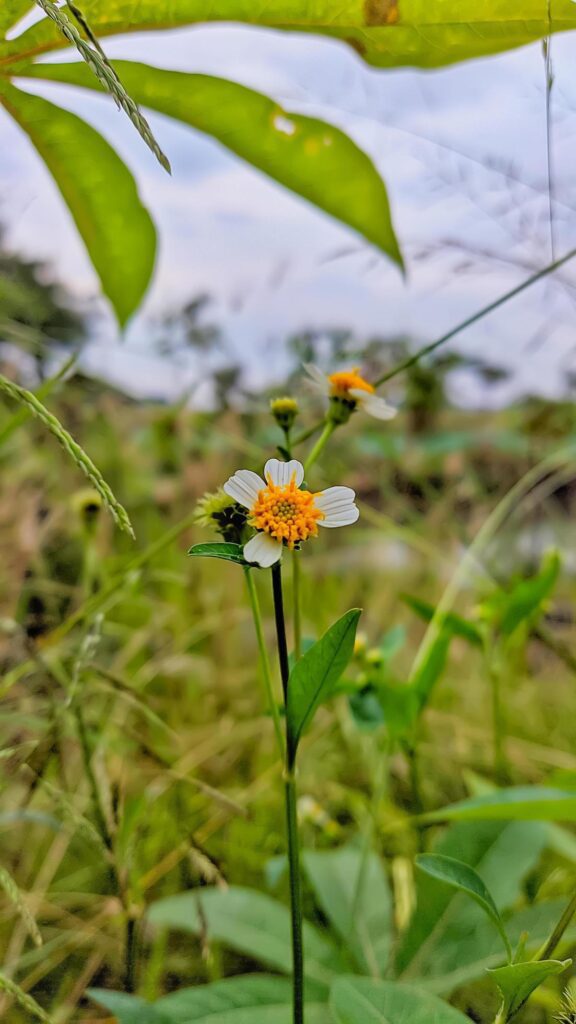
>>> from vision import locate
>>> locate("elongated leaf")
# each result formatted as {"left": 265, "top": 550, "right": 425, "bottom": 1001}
{"left": 424, "top": 787, "right": 576, "bottom": 824}
{"left": 88, "top": 991, "right": 172, "bottom": 1024}
{"left": 187, "top": 543, "right": 247, "bottom": 565}
{"left": 157, "top": 976, "right": 330, "bottom": 1023}
{"left": 330, "top": 976, "right": 470, "bottom": 1024}
{"left": 4, "top": 2, "right": 576, "bottom": 70}
{"left": 415, "top": 854, "right": 511, "bottom": 960}
{"left": 148, "top": 887, "right": 344, "bottom": 989}
{"left": 482, "top": 550, "right": 560, "bottom": 636}
{"left": 287, "top": 609, "right": 361, "bottom": 760}
{"left": 0, "top": 80, "right": 156, "bottom": 325}
{"left": 401, "top": 594, "right": 483, "bottom": 647}
{"left": 488, "top": 959, "right": 571, "bottom": 1019}
{"left": 409, "top": 627, "right": 452, "bottom": 708}
{"left": 21, "top": 62, "right": 403, "bottom": 266}
{"left": 303, "top": 845, "right": 392, "bottom": 975}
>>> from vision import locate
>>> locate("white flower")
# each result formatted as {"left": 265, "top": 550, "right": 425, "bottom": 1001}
{"left": 304, "top": 364, "right": 396, "bottom": 421}
{"left": 223, "top": 458, "right": 359, "bottom": 567}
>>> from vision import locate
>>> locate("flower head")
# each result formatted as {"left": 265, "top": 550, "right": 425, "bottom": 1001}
{"left": 270, "top": 396, "right": 299, "bottom": 431}
{"left": 304, "top": 364, "right": 396, "bottom": 424}
{"left": 223, "top": 458, "right": 359, "bottom": 567}
{"left": 194, "top": 488, "right": 247, "bottom": 543}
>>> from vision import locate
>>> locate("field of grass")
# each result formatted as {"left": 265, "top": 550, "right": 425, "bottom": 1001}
{"left": 2, "top": 371, "right": 576, "bottom": 1023}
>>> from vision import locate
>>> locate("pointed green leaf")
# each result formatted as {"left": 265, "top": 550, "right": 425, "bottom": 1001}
{"left": 187, "top": 542, "right": 247, "bottom": 565}
{"left": 157, "top": 975, "right": 331, "bottom": 1023}
{"left": 481, "top": 550, "right": 560, "bottom": 636}
{"left": 423, "top": 787, "right": 576, "bottom": 824}
{"left": 88, "top": 991, "right": 172, "bottom": 1024}
{"left": 330, "top": 976, "right": 471, "bottom": 1024}
{"left": 488, "top": 959, "right": 571, "bottom": 1019}
{"left": 0, "top": 81, "right": 156, "bottom": 325}
{"left": 401, "top": 594, "right": 483, "bottom": 647}
{"left": 287, "top": 609, "right": 361, "bottom": 760}
{"left": 21, "top": 62, "right": 403, "bottom": 267}
{"left": 416, "top": 853, "right": 511, "bottom": 961}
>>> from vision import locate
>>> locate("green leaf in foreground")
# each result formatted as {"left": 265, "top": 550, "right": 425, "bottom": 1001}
{"left": 157, "top": 975, "right": 330, "bottom": 1023}
{"left": 0, "top": 81, "right": 156, "bottom": 326}
{"left": 416, "top": 853, "right": 511, "bottom": 961}
{"left": 488, "top": 959, "right": 571, "bottom": 1020}
{"left": 423, "top": 787, "right": 576, "bottom": 823}
{"left": 23, "top": 61, "right": 403, "bottom": 268}
{"left": 88, "top": 991, "right": 172, "bottom": 1024}
{"left": 330, "top": 976, "right": 471, "bottom": 1024}
{"left": 287, "top": 609, "right": 361, "bottom": 762}
{"left": 187, "top": 542, "right": 247, "bottom": 565}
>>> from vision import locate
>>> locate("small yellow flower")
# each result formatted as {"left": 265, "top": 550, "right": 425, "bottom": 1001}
{"left": 194, "top": 488, "right": 247, "bottom": 543}
{"left": 223, "top": 458, "right": 359, "bottom": 567}
{"left": 270, "top": 396, "right": 299, "bottom": 430}
{"left": 304, "top": 364, "right": 396, "bottom": 422}
{"left": 193, "top": 488, "right": 235, "bottom": 528}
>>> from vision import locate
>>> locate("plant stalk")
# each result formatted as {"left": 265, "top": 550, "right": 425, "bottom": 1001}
{"left": 304, "top": 421, "right": 335, "bottom": 473}
{"left": 244, "top": 567, "right": 285, "bottom": 757}
{"left": 536, "top": 887, "right": 576, "bottom": 961}
{"left": 292, "top": 550, "right": 302, "bottom": 662}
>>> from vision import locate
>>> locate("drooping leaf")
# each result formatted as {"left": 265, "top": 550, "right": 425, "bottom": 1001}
{"left": 330, "top": 976, "right": 470, "bottom": 1024}
{"left": 286, "top": 609, "right": 361, "bottom": 761}
{"left": 401, "top": 594, "right": 483, "bottom": 647}
{"left": 157, "top": 975, "right": 330, "bottom": 1023}
{"left": 21, "top": 61, "right": 403, "bottom": 267}
{"left": 148, "top": 887, "right": 344, "bottom": 990}
{"left": 423, "top": 787, "right": 576, "bottom": 824}
{"left": 88, "top": 991, "right": 172, "bottom": 1024}
{"left": 0, "top": 80, "right": 156, "bottom": 326}
{"left": 5, "top": 2, "right": 576, "bottom": 71}
{"left": 187, "top": 542, "right": 247, "bottom": 565}
{"left": 415, "top": 854, "right": 511, "bottom": 961}
{"left": 488, "top": 959, "right": 571, "bottom": 1020}
{"left": 303, "top": 845, "right": 392, "bottom": 975}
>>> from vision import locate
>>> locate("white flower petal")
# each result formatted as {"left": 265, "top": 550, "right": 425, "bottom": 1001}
{"left": 223, "top": 469, "right": 265, "bottom": 508}
{"left": 303, "top": 363, "right": 330, "bottom": 394}
{"left": 243, "top": 532, "right": 283, "bottom": 567}
{"left": 264, "top": 458, "right": 305, "bottom": 488}
{"left": 319, "top": 505, "right": 360, "bottom": 528}
{"left": 350, "top": 389, "right": 397, "bottom": 420}
{"left": 315, "top": 486, "right": 357, "bottom": 513}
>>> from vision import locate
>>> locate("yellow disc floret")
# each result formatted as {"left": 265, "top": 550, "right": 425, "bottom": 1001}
{"left": 250, "top": 475, "right": 324, "bottom": 547}
{"left": 328, "top": 368, "right": 374, "bottom": 398}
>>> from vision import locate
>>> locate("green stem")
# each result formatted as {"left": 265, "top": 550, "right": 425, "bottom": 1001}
{"left": 292, "top": 550, "right": 302, "bottom": 662}
{"left": 486, "top": 641, "right": 508, "bottom": 783}
{"left": 304, "top": 421, "right": 336, "bottom": 473}
{"left": 293, "top": 422, "right": 323, "bottom": 447}
{"left": 244, "top": 568, "right": 285, "bottom": 757}
{"left": 536, "top": 887, "right": 576, "bottom": 961}
{"left": 271, "top": 562, "right": 304, "bottom": 1024}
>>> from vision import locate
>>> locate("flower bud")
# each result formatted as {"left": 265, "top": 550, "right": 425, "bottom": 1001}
{"left": 71, "top": 489, "right": 102, "bottom": 533}
{"left": 193, "top": 488, "right": 247, "bottom": 544}
{"left": 270, "top": 396, "right": 299, "bottom": 431}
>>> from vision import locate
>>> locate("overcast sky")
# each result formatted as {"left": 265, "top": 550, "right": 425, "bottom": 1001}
{"left": 1, "top": 18, "right": 576, "bottom": 405}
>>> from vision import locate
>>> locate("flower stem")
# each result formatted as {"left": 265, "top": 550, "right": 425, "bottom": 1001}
{"left": 292, "top": 550, "right": 302, "bottom": 662}
{"left": 271, "top": 561, "right": 304, "bottom": 1024}
{"left": 304, "top": 421, "right": 335, "bottom": 474}
{"left": 244, "top": 567, "right": 285, "bottom": 758}
{"left": 536, "top": 887, "right": 576, "bottom": 961}
{"left": 293, "top": 422, "right": 323, "bottom": 447}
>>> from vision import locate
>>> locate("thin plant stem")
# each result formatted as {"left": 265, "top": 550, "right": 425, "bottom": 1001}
{"left": 271, "top": 561, "right": 304, "bottom": 1024}
{"left": 292, "top": 550, "right": 302, "bottom": 662}
{"left": 293, "top": 422, "right": 323, "bottom": 447}
{"left": 244, "top": 567, "right": 285, "bottom": 757}
{"left": 536, "top": 888, "right": 576, "bottom": 961}
{"left": 304, "top": 421, "right": 335, "bottom": 473}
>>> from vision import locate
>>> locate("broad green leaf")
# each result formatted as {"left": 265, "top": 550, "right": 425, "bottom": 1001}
{"left": 88, "top": 991, "right": 172, "bottom": 1024}
{"left": 148, "top": 886, "right": 344, "bottom": 989}
{"left": 5, "top": 2, "right": 576, "bottom": 70}
{"left": 481, "top": 550, "right": 560, "bottom": 636}
{"left": 488, "top": 959, "right": 571, "bottom": 1019}
{"left": 303, "top": 845, "right": 392, "bottom": 975}
{"left": 424, "top": 787, "right": 576, "bottom": 824}
{"left": 330, "top": 976, "right": 470, "bottom": 1024}
{"left": 415, "top": 854, "right": 511, "bottom": 961}
{"left": 0, "top": 81, "right": 155, "bottom": 325}
{"left": 21, "top": 62, "right": 403, "bottom": 267}
{"left": 157, "top": 975, "right": 330, "bottom": 1023}
{"left": 187, "top": 542, "right": 247, "bottom": 565}
{"left": 401, "top": 594, "right": 483, "bottom": 647}
{"left": 286, "top": 609, "right": 361, "bottom": 760}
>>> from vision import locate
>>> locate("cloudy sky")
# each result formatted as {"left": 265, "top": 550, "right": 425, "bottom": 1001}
{"left": 1, "top": 15, "right": 576, "bottom": 405}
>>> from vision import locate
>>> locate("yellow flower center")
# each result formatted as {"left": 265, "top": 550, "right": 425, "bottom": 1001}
{"left": 250, "top": 476, "right": 324, "bottom": 547}
{"left": 328, "top": 368, "right": 374, "bottom": 398}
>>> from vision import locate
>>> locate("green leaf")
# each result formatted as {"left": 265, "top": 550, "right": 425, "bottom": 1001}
{"left": 303, "top": 845, "right": 392, "bottom": 975}
{"left": 482, "top": 550, "right": 561, "bottom": 636}
{"left": 148, "top": 887, "right": 344, "bottom": 990}
{"left": 88, "top": 991, "right": 172, "bottom": 1024}
{"left": 488, "top": 959, "right": 571, "bottom": 1020}
{"left": 0, "top": 81, "right": 155, "bottom": 326}
{"left": 423, "top": 787, "right": 576, "bottom": 824}
{"left": 0, "top": 1, "right": 31, "bottom": 35}
{"left": 286, "top": 609, "right": 361, "bottom": 760}
{"left": 187, "top": 543, "right": 247, "bottom": 565}
{"left": 330, "top": 976, "right": 471, "bottom": 1024}
{"left": 409, "top": 627, "right": 452, "bottom": 708}
{"left": 401, "top": 594, "right": 483, "bottom": 647}
{"left": 21, "top": 62, "right": 403, "bottom": 267}
{"left": 6, "top": 2, "right": 576, "bottom": 70}
{"left": 157, "top": 975, "right": 331, "bottom": 1023}
{"left": 415, "top": 853, "right": 511, "bottom": 961}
